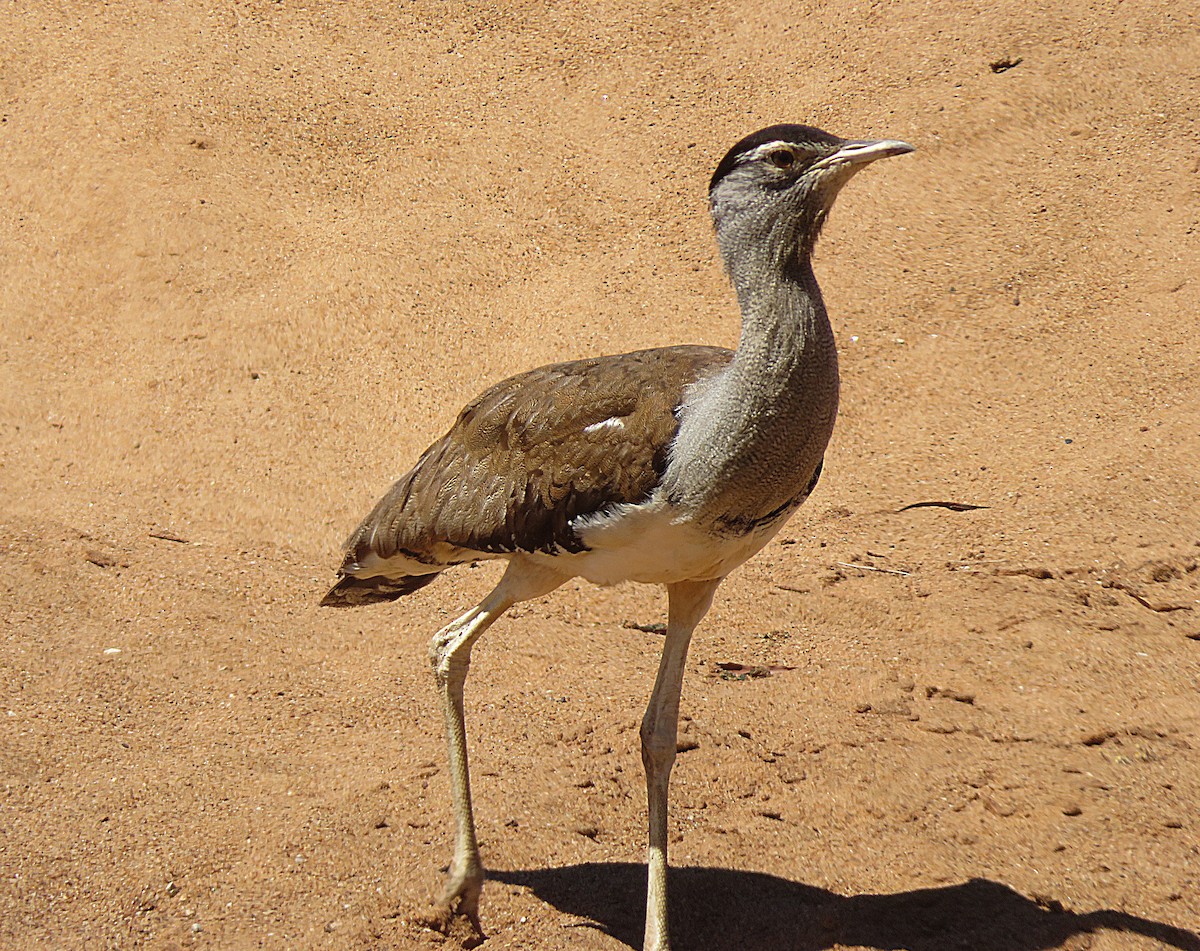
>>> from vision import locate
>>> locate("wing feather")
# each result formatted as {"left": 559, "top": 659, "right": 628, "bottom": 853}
{"left": 340, "top": 345, "right": 732, "bottom": 572}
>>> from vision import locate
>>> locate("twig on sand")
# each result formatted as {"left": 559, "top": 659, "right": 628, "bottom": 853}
{"left": 836, "top": 561, "right": 911, "bottom": 576}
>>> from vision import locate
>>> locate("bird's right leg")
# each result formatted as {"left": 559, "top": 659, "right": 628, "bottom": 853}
{"left": 423, "top": 559, "right": 566, "bottom": 941}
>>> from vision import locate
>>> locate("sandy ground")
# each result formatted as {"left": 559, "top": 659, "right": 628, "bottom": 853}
{"left": 3, "top": 2, "right": 1199, "bottom": 949}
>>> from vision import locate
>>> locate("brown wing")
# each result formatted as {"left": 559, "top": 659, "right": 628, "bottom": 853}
{"left": 340, "top": 345, "right": 732, "bottom": 570}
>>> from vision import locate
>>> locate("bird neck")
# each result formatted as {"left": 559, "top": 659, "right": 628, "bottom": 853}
{"left": 665, "top": 244, "right": 840, "bottom": 530}
{"left": 730, "top": 253, "right": 833, "bottom": 379}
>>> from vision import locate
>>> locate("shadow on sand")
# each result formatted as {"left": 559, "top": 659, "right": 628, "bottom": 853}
{"left": 490, "top": 863, "right": 1199, "bottom": 951}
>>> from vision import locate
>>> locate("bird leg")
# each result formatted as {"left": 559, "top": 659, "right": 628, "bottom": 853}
{"left": 423, "top": 603, "right": 498, "bottom": 941}
{"left": 640, "top": 578, "right": 720, "bottom": 951}
{"left": 421, "top": 559, "right": 566, "bottom": 943}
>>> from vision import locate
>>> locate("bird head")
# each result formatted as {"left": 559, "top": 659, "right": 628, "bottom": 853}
{"left": 709, "top": 124, "right": 914, "bottom": 269}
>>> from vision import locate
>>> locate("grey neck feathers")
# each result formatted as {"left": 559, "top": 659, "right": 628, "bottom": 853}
{"left": 663, "top": 210, "right": 840, "bottom": 529}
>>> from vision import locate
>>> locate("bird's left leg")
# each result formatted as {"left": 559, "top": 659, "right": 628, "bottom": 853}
{"left": 641, "top": 577, "right": 721, "bottom": 951}
{"left": 423, "top": 558, "right": 567, "bottom": 942}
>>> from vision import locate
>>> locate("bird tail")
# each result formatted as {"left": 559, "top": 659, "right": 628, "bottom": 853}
{"left": 319, "top": 572, "right": 440, "bottom": 608}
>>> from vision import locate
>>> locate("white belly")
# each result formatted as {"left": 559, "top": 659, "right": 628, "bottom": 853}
{"left": 533, "top": 498, "right": 786, "bottom": 586}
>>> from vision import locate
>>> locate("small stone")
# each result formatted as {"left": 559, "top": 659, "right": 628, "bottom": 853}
{"left": 925, "top": 686, "right": 976, "bottom": 704}
{"left": 982, "top": 796, "right": 1016, "bottom": 817}
{"left": 996, "top": 565, "right": 1053, "bottom": 580}
{"left": 1062, "top": 803, "right": 1083, "bottom": 817}
{"left": 623, "top": 620, "right": 666, "bottom": 634}
{"left": 873, "top": 698, "right": 912, "bottom": 717}
{"left": 165, "top": 881, "right": 181, "bottom": 898}
{"left": 1148, "top": 561, "right": 1182, "bottom": 583}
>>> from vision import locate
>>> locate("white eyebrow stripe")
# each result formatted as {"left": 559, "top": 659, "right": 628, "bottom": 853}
{"left": 745, "top": 141, "right": 792, "bottom": 160}
{"left": 737, "top": 141, "right": 803, "bottom": 170}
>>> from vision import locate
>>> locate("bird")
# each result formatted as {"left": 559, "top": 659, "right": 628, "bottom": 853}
{"left": 321, "top": 123, "right": 914, "bottom": 951}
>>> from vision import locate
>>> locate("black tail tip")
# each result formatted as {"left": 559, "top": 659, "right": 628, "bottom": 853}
{"left": 319, "top": 572, "right": 440, "bottom": 608}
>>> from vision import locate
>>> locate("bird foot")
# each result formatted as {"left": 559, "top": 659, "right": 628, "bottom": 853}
{"left": 413, "top": 899, "right": 485, "bottom": 949}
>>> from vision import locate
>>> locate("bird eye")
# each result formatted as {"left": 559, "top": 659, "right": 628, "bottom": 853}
{"left": 767, "top": 148, "right": 795, "bottom": 169}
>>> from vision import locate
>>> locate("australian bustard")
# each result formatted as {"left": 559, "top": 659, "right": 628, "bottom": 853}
{"left": 322, "top": 124, "right": 914, "bottom": 950}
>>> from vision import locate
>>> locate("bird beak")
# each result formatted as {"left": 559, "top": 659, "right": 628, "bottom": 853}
{"left": 812, "top": 138, "right": 915, "bottom": 172}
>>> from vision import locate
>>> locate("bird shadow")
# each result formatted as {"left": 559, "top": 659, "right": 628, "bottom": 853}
{"left": 489, "top": 863, "right": 1199, "bottom": 951}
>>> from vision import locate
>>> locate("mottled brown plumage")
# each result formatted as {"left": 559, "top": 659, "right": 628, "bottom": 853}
{"left": 322, "top": 345, "right": 731, "bottom": 605}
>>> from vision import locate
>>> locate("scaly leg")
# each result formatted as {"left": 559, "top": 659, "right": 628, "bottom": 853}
{"left": 423, "top": 559, "right": 566, "bottom": 941}
{"left": 641, "top": 578, "right": 721, "bottom": 951}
